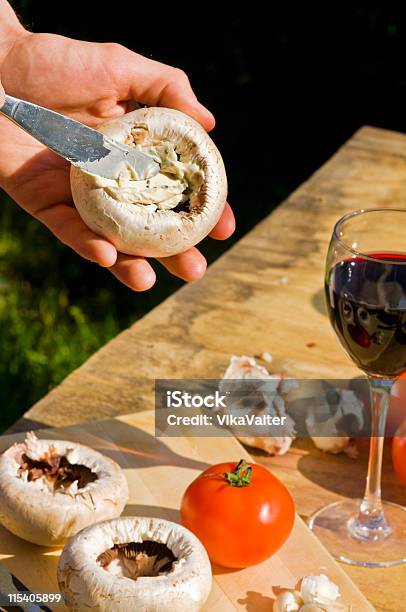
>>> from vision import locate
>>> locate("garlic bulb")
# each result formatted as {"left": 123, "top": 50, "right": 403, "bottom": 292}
{"left": 71, "top": 107, "right": 227, "bottom": 257}
{"left": 0, "top": 433, "right": 128, "bottom": 546}
{"left": 273, "top": 574, "right": 350, "bottom": 612}
{"left": 221, "top": 355, "right": 296, "bottom": 455}
{"left": 306, "top": 388, "right": 363, "bottom": 457}
{"left": 58, "top": 516, "right": 212, "bottom": 612}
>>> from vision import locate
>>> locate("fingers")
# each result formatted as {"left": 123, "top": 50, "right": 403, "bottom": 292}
{"left": 35, "top": 203, "right": 118, "bottom": 267}
{"left": 35, "top": 201, "right": 157, "bottom": 290}
{"left": 209, "top": 202, "right": 236, "bottom": 240}
{"left": 157, "top": 247, "right": 207, "bottom": 282}
{"left": 112, "top": 46, "right": 215, "bottom": 131}
{"left": 108, "top": 253, "right": 156, "bottom": 291}
{"left": 35, "top": 200, "right": 231, "bottom": 290}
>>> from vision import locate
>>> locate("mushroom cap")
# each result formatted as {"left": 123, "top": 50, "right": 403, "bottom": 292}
{"left": 0, "top": 435, "right": 128, "bottom": 546}
{"left": 58, "top": 516, "right": 212, "bottom": 612}
{"left": 71, "top": 107, "right": 227, "bottom": 257}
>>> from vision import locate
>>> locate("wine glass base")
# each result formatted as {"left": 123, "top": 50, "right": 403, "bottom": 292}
{"left": 308, "top": 499, "right": 406, "bottom": 567}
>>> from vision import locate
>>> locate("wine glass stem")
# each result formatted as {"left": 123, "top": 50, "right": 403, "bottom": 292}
{"left": 349, "top": 376, "right": 392, "bottom": 541}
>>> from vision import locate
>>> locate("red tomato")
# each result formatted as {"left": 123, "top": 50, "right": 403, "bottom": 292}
{"left": 392, "top": 420, "right": 406, "bottom": 486}
{"left": 180, "top": 459, "right": 295, "bottom": 568}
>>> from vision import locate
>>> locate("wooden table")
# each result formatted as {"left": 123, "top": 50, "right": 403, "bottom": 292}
{"left": 8, "top": 125, "right": 406, "bottom": 611}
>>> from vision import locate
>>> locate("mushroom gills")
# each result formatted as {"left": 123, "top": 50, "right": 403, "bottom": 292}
{"left": 18, "top": 449, "right": 97, "bottom": 491}
{"left": 97, "top": 540, "right": 177, "bottom": 579}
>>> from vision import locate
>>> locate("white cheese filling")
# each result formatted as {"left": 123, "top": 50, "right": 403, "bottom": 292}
{"left": 91, "top": 142, "right": 203, "bottom": 212}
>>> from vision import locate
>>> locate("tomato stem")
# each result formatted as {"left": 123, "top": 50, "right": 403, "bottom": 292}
{"left": 224, "top": 459, "right": 252, "bottom": 487}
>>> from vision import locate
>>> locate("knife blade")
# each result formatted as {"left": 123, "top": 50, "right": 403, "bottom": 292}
{"left": 0, "top": 95, "right": 160, "bottom": 180}
{"left": 0, "top": 562, "right": 51, "bottom": 612}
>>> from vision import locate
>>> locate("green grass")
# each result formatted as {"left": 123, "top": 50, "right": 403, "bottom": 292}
{"left": 0, "top": 190, "right": 237, "bottom": 433}
{"left": 0, "top": 194, "right": 124, "bottom": 429}
{"left": 0, "top": 191, "right": 183, "bottom": 431}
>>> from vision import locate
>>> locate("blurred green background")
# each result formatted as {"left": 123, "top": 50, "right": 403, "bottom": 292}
{"left": 1, "top": 3, "right": 406, "bottom": 431}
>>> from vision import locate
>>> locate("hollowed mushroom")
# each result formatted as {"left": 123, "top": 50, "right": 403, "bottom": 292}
{"left": 70, "top": 107, "right": 227, "bottom": 257}
{"left": 57, "top": 516, "right": 212, "bottom": 611}
{"left": 0, "top": 433, "right": 128, "bottom": 546}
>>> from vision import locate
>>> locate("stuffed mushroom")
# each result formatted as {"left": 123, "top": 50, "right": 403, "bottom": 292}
{"left": 0, "top": 433, "right": 128, "bottom": 546}
{"left": 58, "top": 516, "right": 212, "bottom": 611}
{"left": 70, "top": 107, "right": 227, "bottom": 257}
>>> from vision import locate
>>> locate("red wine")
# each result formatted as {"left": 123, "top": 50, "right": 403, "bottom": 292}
{"left": 326, "top": 252, "right": 406, "bottom": 376}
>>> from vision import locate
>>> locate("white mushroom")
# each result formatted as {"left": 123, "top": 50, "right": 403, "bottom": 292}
{"left": 71, "top": 107, "right": 227, "bottom": 257}
{"left": 58, "top": 516, "right": 212, "bottom": 612}
{"left": 0, "top": 433, "right": 128, "bottom": 546}
{"left": 220, "top": 355, "right": 296, "bottom": 455}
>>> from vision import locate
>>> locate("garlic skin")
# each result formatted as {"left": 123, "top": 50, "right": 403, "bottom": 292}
{"left": 273, "top": 574, "right": 350, "bottom": 612}
{"left": 223, "top": 355, "right": 274, "bottom": 381}
{"left": 273, "top": 590, "right": 303, "bottom": 612}
{"left": 58, "top": 516, "right": 212, "bottom": 612}
{"left": 0, "top": 433, "right": 128, "bottom": 546}
{"left": 221, "top": 355, "right": 296, "bottom": 455}
{"left": 301, "top": 574, "right": 340, "bottom": 604}
{"left": 306, "top": 388, "right": 363, "bottom": 456}
{"left": 71, "top": 107, "right": 227, "bottom": 258}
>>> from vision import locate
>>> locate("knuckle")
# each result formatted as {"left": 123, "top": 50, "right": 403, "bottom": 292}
{"left": 103, "top": 42, "right": 125, "bottom": 56}
{"left": 172, "top": 67, "right": 190, "bottom": 84}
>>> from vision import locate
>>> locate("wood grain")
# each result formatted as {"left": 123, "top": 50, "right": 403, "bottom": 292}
{"left": 7, "top": 125, "right": 406, "bottom": 611}
{"left": 0, "top": 411, "right": 374, "bottom": 611}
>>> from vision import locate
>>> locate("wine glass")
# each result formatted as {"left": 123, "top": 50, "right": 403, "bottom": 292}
{"left": 308, "top": 208, "right": 406, "bottom": 567}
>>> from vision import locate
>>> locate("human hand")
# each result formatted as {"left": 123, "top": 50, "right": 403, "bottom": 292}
{"left": 0, "top": 32, "right": 235, "bottom": 290}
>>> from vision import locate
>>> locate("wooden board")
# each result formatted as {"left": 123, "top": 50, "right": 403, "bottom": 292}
{"left": 0, "top": 411, "right": 374, "bottom": 611}
{"left": 7, "top": 125, "right": 406, "bottom": 610}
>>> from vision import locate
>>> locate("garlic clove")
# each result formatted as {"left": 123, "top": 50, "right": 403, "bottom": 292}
{"left": 222, "top": 354, "right": 276, "bottom": 381}
{"left": 305, "top": 386, "right": 364, "bottom": 456}
{"left": 301, "top": 574, "right": 341, "bottom": 606}
{"left": 300, "top": 605, "right": 350, "bottom": 612}
{"left": 236, "top": 435, "right": 293, "bottom": 456}
{"left": 309, "top": 435, "right": 351, "bottom": 454}
{"left": 273, "top": 589, "right": 304, "bottom": 611}
{"left": 221, "top": 355, "right": 296, "bottom": 456}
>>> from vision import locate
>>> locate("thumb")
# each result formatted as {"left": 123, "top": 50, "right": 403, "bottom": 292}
{"left": 0, "top": 80, "right": 5, "bottom": 107}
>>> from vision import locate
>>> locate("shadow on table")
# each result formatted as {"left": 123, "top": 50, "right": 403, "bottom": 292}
{"left": 237, "top": 590, "right": 275, "bottom": 611}
{"left": 22, "top": 417, "right": 210, "bottom": 473}
{"left": 296, "top": 438, "right": 406, "bottom": 505}
{"left": 0, "top": 527, "right": 64, "bottom": 610}
{"left": 311, "top": 288, "right": 327, "bottom": 316}
{"left": 123, "top": 504, "right": 180, "bottom": 523}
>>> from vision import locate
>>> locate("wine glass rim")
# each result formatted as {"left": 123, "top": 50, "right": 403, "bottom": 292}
{"left": 333, "top": 207, "right": 406, "bottom": 264}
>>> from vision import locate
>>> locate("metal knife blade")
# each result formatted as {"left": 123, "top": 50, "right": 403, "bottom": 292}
{"left": 0, "top": 95, "right": 160, "bottom": 180}
{"left": 0, "top": 562, "right": 51, "bottom": 611}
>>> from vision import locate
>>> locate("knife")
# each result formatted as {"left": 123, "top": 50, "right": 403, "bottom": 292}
{"left": 0, "top": 95, "right": 160, "bottom": 180}
{"left": 0, "top": 562, "right": 52, "bottom": 611}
